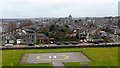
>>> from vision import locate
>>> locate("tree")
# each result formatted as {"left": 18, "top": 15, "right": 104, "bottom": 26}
{"left": 44, "top": 32, "right": 49, "bottom": 37}
{"left": 60, "top": 28, "right": 65, "bottom": 32}
{"left": 7, "top": 22, "right": 17, "bottom": 33}
{"left": 76, "top": 33, "right": 79, "bottom": 39}
{"left": 79, "top": 19, "right": 82, "bottom": 21}
{"left": 49, "top": 24, "right": 55, "bottom": 32}
{"left": 74, "top": 20, "right": 78, "bottom": 23}
{"left": 19, "top": 20, "right": 33, "bottom": 29}
{"left": 65, "top": 24, "right": 69, "bottom": 28}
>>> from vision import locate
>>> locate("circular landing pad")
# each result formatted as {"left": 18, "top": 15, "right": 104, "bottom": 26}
{"left": 37, "top": 55, "right": 69, "bottom": 60}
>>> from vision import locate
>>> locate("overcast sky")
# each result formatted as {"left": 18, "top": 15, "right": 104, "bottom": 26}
{"left": 0, "top": 0, "right": 119, "bottom": 18}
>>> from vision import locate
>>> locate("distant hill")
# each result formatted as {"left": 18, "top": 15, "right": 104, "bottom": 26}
{"left": 0, "top": 19, "right": 19, "bottom": 23}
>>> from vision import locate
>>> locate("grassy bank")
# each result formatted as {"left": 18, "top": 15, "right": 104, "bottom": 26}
{"left": 1, "top": 47, "right": 119, "bottom": 67}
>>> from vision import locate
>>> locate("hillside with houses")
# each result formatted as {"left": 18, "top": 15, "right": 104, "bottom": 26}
{"left": 1, "top": 15, "right": 120, "bottom": 46}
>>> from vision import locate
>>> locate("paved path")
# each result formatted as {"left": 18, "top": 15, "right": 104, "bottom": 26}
{"left": 52, "top": 62, "right": 66, "bottom": 68}
{"left": 20, "top": 54, "right": 28, "bottom": 64}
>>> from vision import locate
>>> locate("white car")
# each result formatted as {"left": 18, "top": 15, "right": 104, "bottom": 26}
{"left": 35, "top": 45, "right": 40, "bottom": 47}
{"left": 5, "top": 44, "right": 13, "bottom": 47}
{"left": 44, "top": 45, "right": 49, "bottom": 47}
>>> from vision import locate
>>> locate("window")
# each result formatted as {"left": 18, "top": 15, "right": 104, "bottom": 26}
{"left": 32, "top": 40, "right": 34, "bottom": 42}
{"left": 24, "top": 40, "right": 26, "bottom": 42}
{"left": 29, "top": 35, "right": 34, "bottom": 38}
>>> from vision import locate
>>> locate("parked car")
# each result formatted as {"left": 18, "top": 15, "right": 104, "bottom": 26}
{"left": 5, "top": 44, "right": 13, "bottom": 47}
{"left": 28, "top": 44, "right": 34, "bottom": 46}
{"left": 35, "top": 45, "right": 40, "bottom": 47}
{"left": 70, "top": 42, "right": 79, "bottom": 45}
{"left": 44, "top": 45, "right": 49, "bottom": 47}
{"left": 56, "top": 42, "right": 62, "bottom": 45}
{"left": 63, "top": 42, "right": 70, "bottom": 45}
{"left": 80, "top": 40, "right": 84, "bottom": 43}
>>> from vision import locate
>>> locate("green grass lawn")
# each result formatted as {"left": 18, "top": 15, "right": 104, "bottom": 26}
{"left": 1, "top": 47, "right": 119, "bottom": 67}
{"left": 83, "top": 47, "right": 118, "bottom": 66}
{"left": 0, "top": 50, "right": 2, "bottom": 68}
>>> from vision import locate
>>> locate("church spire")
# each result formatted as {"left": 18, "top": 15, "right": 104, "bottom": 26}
{"left": 68, "top": 14, "right": 72, "bottom": 23}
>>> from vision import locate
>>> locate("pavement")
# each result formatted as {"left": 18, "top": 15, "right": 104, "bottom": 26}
{"left": 52, "top": 62, "right": 65, "bottom": 68}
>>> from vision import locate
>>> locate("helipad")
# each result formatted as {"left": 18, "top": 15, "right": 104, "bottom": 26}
{"left": 20, "top": 52, "right": 91, "bottom": 64}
